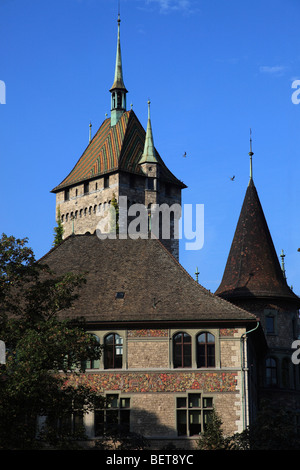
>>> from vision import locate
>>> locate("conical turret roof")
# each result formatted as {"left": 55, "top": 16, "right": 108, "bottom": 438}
{"left": 215, "top": 178, "right": 299, "bottom": 303}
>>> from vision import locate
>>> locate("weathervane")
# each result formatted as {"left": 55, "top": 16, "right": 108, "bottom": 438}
{"left": 249, "top": 128, "right": 254, "bottom": 181}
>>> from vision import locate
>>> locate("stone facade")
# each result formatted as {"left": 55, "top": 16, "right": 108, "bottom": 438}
{"left": 56, "top": 169, "right": 182, "bottom": 260}
{"left": 66, "top": 326, "right": 252, "bottom": 448}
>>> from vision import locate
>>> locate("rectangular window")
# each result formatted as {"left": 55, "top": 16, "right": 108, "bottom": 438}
{"left": 146, "top": 177, "right": 154, "bottom": 190}
{"left": 64, "top": 188, "right": 69, "bottom": 201}
{"left": 266, "top": 316, "right": 275, "bottom": 334}
{"left": 176, "top": 393, "right": 213, "bottom": 437}
{"left": 94, "top": 394, "right": 130, "bottom": 437}
{"left": 104, "top": 175, "right": 109, "bottom": 188}
{"left": 84, "top": 182, "right": 89, "bottom": 194}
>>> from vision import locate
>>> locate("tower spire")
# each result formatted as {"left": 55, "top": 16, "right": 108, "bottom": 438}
{"left": 139, "top": 100, "right": 158, "bottom": 164}
{"left": 248, "top": 128, "right": 254, "bottom": 184}
{"left": 110, "top": 13, "right": 128, "bottom": 126}
{"left": 280, "top": 249, "right": 286, "bottom": 279}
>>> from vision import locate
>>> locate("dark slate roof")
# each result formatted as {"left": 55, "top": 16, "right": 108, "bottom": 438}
{"left": 215, "top": 179, "right": 299, "bottom": 304}
{"left": 39, "top": 234, "right": 257, "bottom": 325}
{"left": 51, "top": 110, "right": 186, "bottom": 192}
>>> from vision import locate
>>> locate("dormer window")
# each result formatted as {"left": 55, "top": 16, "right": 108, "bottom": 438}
{"left": 116, "top": 292, "right": 125, "bottom": 299}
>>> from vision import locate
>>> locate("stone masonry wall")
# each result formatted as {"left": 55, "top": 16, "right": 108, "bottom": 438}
{"left": 72, "top": 327, "right": 247, "bottom": 444}
{"left": 55, "top": 171, "right": 182, "bottom": 260}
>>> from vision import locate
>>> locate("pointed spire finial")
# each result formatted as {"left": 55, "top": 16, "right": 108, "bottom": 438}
{"left": 248, "top": 128, "right": 254, "bottom": 183}
{"left": 110, "top": 9, "right": 128, "bottom": 126}
{"left": 139, "top": 100, "right": 158, "bottom": 164}
{"left": 89, "top": 121, "right": 92, "bottom": 143}
{"left": 110, "top": 11, "right": 127, "bottom": 92}
{"left": 280, "top": 249, "right": 286, "bottom": 280}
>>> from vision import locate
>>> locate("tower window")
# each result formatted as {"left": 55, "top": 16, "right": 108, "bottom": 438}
{"left": 104, "top": 175, "right": 109, "bottom": 188}
{"left": 117, "top": 92, "right": 122, "bottom": 107}
{"left": 84, "top": 182, "right": 89, "bottom": 195}
{"left": 266, "top": 316, "right": 275, "bottom": 334}
{"left": 64, "top": 188, "right": 69, "bottom": 201}
{"left": 146, "top": 177, "right": 154, "bottom": 190}
{"left": 266, "top": 357, "right": 277, "bottom": 386}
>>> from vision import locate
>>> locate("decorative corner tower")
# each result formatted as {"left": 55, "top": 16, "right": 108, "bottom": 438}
{"left": 215, "top": 134, "right": 300, "bottom": 412}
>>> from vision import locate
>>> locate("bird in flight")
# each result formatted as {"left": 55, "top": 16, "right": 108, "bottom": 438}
{"left": 183, "top": 152, "right": 187, "bottom": 157}
{"left": 230, "top": 175, "right": 235, "bottom": 181}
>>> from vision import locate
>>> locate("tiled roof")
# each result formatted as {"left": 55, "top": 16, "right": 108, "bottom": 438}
{"left": 39, "top": 234, "right": 258, "bottom": 325}
{"left": 215, "top": 179, "right": 300, "bottom": 303}
{"left": 51, "top": 110, "right": 186, "bottom": 192}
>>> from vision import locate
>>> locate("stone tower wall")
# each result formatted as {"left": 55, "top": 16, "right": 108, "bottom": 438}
{"left": 56, "top": 171, "right": 182, "bottom": 260}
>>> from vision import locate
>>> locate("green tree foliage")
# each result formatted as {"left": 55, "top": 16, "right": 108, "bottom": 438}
{"left": 95, "top": 426, "right": 149, "bottom": 450}
{"left": 109, "top": 193, "right": 119, "bottom": 235}
{"left": 230, "top": 401, "right": 300, "bottom": 450}
{"left": 197, "top": 408, "right": 227, "bottom": 450}
{"left": 0, "top": 234, "right": 103, "bottom": 449}
{"left": 53, "top": 206, "right": 64, "bottom": 247}
{"left": 197, "top": 401, "right": 300, "bottom": 451}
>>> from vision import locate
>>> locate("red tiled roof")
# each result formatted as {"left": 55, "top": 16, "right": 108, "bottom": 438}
{"left": 51, "top": 110, "right": 186, "bottom": 192}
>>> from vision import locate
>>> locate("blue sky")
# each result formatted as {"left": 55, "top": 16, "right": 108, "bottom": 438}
{"left": 1, "top": 0, "right": 300, "bottom": 295}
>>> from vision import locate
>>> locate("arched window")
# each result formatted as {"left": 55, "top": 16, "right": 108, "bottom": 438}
{"left": 266, "top": 357, "right": 277, "bottom": 386}
{"left": 104, "top": 333, "right": 123, "bottom": 369}
{"left": 197, "top": 332, "right": 215, "bottom": 368}
{"left": 173, "top": 332, "right": 191, "bottom": 368}
{"left": 85, "top": 334, "right": 100, "bottom": 370}
{"left": 117, "top": 92, "right": 122, "bottom": 107}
